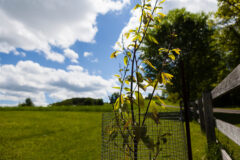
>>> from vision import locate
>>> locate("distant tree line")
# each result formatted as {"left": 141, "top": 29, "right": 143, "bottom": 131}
{"left": 19, "top": 98, "right": 34, "bottom": 107}
{"left": 51, "top": 97, "right": 104, "bottom": 106}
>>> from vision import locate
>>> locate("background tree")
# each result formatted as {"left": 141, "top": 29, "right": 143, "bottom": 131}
{"left": 19, "top": 98, "right": 34, "bottom": 107}
{"left": 109, "top": 92, "right": 120, "bottom": 104}
{"left": 141, "top": 8, "right": 225, "bottom": 102}
{"left": 215, "top": 0, "right": 240, "bottom": 70}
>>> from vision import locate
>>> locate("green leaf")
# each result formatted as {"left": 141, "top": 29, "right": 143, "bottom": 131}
{"left": 154, "top": 16, "right": 162, "bottom": 23}
{"left": 158, "top": 48, "right": 168, "bottom": 54}
{"left": 118, "top": 78, "right": 123, "bottom": 84}
{"left": 124, "top": 56, "right": 128, "bottom": 66}
{"left": 132, "top": 35, "right": 138, "bottom": 41}
{"left": 135, "top": 91, "right": 144, "bottom": 108}
{"left": 172, "top": 48, "right": 181, "bottom": 55}
{"left": 142, "top": 60, "right": 157, "bottom": 71}
{"left": 136, "top": 72, "right": 143, "bottom": 82}
{"left": 126, "top": 51, "right": 132, "bottom": 58}
{"left": 124, "top": 87, "right": 131, "bottom": 92}
{"left": 168, "top": 54, "right": 175, "bottom": 60}
{"left": 158, "top": 0, "right": 166, "bottom": 5}
{"left": 158, "top": 12, "right": 166, "bottom": 17}
{"left": 125, "top": 80, "right": 130, "bottom": 85}
{"left": 114, "top": 98, "right": 120, "bottom": 110}
{"left": 155, "top": 95, "right": 166, "bottom": 109}
{"left": 147, "top": 34, "right": 158, "bottom": 44}
{"left": 124, "top": 32, "right": 130, "bottom": 39}
{"left": 109, "top": 130, "right": 118, "bottom": 141}
{"left": 114, "top": 74, "right": 120, "bottom": 78}
{"left": 112, "top": 87, "right": 120, "bottom": 89}
{"left": 120, "top": 94, "right": 124, "bottom": 105}
{"left": 133, "top": 4, "right": 141, "bottom": 10}
{"left": 110, "top": 51, "right": 119, "bottom": 58}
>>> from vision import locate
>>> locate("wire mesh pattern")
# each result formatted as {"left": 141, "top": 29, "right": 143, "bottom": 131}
{"left": 102, "top": 112, "right": 188, "bottom": 160}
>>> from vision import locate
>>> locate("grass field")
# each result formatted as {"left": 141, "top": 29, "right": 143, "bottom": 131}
{"left": 0, "top": 110, "right": 207, "bottom": 160}
{"left": 216, "top": 129, "right": 240, "bottom": 160}
{"left": 0, "top": 111, "right": 102, "bottom": 160}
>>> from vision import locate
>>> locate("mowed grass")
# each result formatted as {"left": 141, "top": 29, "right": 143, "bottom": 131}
{"left": 0, "top": 110, "right": 207, "bottom": 160}
{"left": 190, "top": 122, "right": 207, "bottom": 160}
{"left": 0, "top": 111, "right": 102, "bottom": 160}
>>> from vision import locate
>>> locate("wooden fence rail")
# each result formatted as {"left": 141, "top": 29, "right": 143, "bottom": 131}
{"left": 211, "top": 64, "right": 240, "bottom": 99}
{"left": 192, "top": 64, "right": 240, "bottom": 160}
{"left": 216, "top": 119, "right": 240, "bottom": 146}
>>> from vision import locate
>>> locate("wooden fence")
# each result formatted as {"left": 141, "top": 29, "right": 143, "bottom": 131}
{"left": 193, "top": 64, "right": 240, "bottom": 160}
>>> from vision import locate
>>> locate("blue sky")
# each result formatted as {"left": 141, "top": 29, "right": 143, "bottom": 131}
{"left": 0, "top": 0, "right": 217, "bottom": 106}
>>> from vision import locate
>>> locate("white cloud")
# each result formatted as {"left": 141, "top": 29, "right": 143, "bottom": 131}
{"left": 91, "top": 58, "right": 99, "bottom": 63}
{"left": 64, "top": 49, "right": 79, "bottom": 63}
{"left": 83, "top": 51, "right": 93, "bottom": 57}
{"left": 0, "top": 0, "right": 130, "bottom": 62}
{"left": 114, "top": 8, "right": 141, "bottom": 50}
{"left": 83, "top": 51, "right": 99, "bottom": 63}
{"left": 161, "top": 0, "right": 217, "bottom": 13}
{"left": 114, "top": 0, "right": 217, "bottom": 50}
{"left": 13, "top": 50, "right": 26, "bottom": 57}
{"left": 0, "top": 61, "right": 117, "bottom": 106}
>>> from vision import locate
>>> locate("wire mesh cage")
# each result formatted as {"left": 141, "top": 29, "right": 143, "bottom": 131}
{"left": 102, "top": 112, "right": 188, "bottom": 160}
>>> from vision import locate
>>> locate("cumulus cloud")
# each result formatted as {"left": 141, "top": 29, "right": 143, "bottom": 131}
{"left": 83, "top": 51, "right": 99, "bottom": 63}
{"left": 0, "top": 0, "right": 130, "bottom": 62}
{"left": 64, "top": 49, "right": 79, "bottom": 63}
{"left": 83, "top": 52, "right": 93, "bottom": 57}
{"left": 114, "top": 0, "right": 217, "bottom": 50}
{"left": 161, "top": 0, "right": 217, "bottom": 13}
{"left": 0, "top": 61, "right": 117, "bottom": 106}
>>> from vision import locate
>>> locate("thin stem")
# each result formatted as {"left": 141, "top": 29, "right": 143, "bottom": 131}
{"left": 141, "top": 79, "right": 158, "bottom": 126}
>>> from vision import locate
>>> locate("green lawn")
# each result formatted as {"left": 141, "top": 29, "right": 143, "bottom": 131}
{"left": 0, "top": 111, "right": 102, "bottom": 160}
{"left": 216, "top": 129, "right": 240, "bottom": 160}
{"left": 190, "top": 122, "right": 207, "bottom": 160}
{"left": 0, "top": 111, "right": 207, "bottom": 160}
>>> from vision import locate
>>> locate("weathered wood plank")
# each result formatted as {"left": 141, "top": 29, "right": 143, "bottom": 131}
{"left": 202, "top": 92, "right": 216, "bottom": 144}
{"left": 216, "top": 119, "right": 240, "bottom": 146}
{"left": 211, "top": 64, "right": 240, "bottom": 99}
{"left": 221, "top": 149, "right": 232, "bottom": 160}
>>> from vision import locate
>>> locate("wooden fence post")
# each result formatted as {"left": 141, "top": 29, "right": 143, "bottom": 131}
{"left": 192, "top": 102, "right": 198, "bottom": 121}
{"left": 197, "top": 98, "right": 205, "bottom": 133}
{"left": 202, "top": 92, "right": 216, "bottom": 145}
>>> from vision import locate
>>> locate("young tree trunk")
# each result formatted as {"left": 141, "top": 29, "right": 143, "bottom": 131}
{"left": 134, "top": 139, "right": 138, "bottom": 160}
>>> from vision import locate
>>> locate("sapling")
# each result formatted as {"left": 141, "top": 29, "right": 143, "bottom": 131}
{"left": 108, "top": 0, "right": 180, "bottom": 159}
